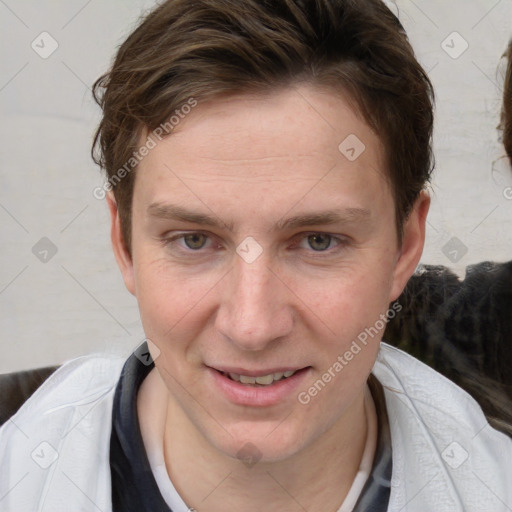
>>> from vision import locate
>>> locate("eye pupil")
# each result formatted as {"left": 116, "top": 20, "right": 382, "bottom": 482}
{"left": 308, "top": 234, "right": 331, "bottom": 251}
{"left": 184, "top": 234, "right": 207, "bottom": 249}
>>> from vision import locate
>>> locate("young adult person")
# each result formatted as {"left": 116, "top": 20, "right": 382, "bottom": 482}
{"left": 1, "top": 2, "right": 511, "bottom": 511}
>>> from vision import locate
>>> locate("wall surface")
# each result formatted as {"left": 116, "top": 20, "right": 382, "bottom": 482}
{"left": 1, "top": 0, "right": 511, "bottom": 372}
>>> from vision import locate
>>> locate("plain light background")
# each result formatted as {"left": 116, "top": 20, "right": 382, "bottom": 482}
{"left": 1, "top": 0, "right": 511, "bottom": 372}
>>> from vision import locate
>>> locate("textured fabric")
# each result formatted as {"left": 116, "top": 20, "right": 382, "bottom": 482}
{"left": 352, "top": 375, "right": 392, "bottom": 512}
{"left": 1, "top": 344, "right": 511, "bottom": 511}
{"left": 110, "top": 352, "right": 171, "bottom": 511}
{"left": 0, "top": 354, "right": 124, "bottom": 512}
{"left": 109, "top": 347, "right": 392, "bottom": 512}
{"left": 374, "top": 344, "right": 512, "bottom": 511}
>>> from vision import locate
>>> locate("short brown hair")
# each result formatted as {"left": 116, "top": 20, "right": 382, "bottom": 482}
{"left": 92, "top": 0, "right": 434, "bottom": 252}
{"left": 500, "top": 40, "right": 512, "bottom": 163}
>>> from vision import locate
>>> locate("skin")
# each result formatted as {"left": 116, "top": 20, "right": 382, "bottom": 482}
{"left": 109, "top": 84, "right": 429, "bottom": 511}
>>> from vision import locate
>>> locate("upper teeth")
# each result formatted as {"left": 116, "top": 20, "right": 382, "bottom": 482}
{"left": 228, "top": 370, "right": 296, "bottom": 385}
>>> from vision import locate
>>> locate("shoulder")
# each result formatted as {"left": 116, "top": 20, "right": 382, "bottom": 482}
{"left": 7, "top": 353, "right": 126, "bottom": 417}
{"left": 373, "top": 343, "right": 512, "bottom": 511}
{"left": 0, "top": 353, "right": 125, "bottom": 511}
{"left": 375, "top": 342, "right": 481, "bottom": 412}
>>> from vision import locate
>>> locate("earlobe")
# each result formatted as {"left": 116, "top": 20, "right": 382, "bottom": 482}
{"left": 107, "top": 193, "right": 136, "bottom": 296}
{"left": 389, "top": 190, "right": 430, "bottom": 302}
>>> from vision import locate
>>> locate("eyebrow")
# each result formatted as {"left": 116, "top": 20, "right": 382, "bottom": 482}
{"left": 147, "top": 203, "right": 232, "bottom": 229}
{"left": 147, "top": 203, "right": 371, "bottom": 232}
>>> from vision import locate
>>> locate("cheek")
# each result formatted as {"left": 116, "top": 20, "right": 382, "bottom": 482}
{"left": 133, "top": 257, "right": 211, "bottom": 337}
{"left": 291, "top": 265, "right": 394, "bottom": 340}
{"left": 295, "top": 274, "right": 386, "bottom": 414}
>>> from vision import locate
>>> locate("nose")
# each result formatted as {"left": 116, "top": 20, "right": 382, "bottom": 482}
{"left": 215, "top": 255, "right": 294, "bottom": 351}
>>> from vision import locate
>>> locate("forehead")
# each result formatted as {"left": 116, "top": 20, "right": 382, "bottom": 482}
{"left": 135, "top": 85, "right": 390, "bottom": 213}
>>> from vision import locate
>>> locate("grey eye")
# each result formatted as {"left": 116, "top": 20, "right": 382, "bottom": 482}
{"left": 307, "top": 234, "right": 332, "bottom": 251}
{"left": 184, "top": 233, "right": 207, "bottom": 249}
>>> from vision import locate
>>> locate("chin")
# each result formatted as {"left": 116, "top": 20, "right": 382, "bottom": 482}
{"left": 212, "top": 420, "right": 312, "bottom": 465}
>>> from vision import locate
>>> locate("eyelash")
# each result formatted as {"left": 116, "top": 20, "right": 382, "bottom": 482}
{"left": 162, "top": 231, "right": 349, "bottom": 256}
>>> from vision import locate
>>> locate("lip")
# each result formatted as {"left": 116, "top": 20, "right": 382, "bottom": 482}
{"left": 207, "top": 366, "right": 311, "bottom": 407}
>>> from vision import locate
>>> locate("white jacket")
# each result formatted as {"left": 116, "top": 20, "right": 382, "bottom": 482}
{"left": 0, "top": 343, "right": 511, "bottom": 512}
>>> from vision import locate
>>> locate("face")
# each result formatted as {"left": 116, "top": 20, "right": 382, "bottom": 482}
{"left": 110, "top": 85, "right": 428, "bottom": 463}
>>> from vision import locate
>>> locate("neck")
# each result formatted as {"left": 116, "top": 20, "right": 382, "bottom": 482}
{"left": 154, "top": 377, "right": 372, "bottom": 512}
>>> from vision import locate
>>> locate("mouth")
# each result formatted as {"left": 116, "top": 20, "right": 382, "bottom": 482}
{"left": 208, "top": 366, "right": 311, "bottom": 406}
{"left": 220, "top": 369, "right": 300, "bottom": 387}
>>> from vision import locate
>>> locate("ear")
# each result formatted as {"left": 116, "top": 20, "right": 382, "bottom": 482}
{"left": 107, "top": 192, "right": 135, "bottom": 296}
{"left": 389, "top": 190, "right": 430, "bottom": 302}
